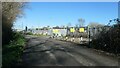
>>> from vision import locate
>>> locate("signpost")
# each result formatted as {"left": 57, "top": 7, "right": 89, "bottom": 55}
{"left": 52, "top": 29, "right": 59, "bottom": 38}
{"left": 70, "top": 28, "right": 75, "bottom": 32}
{"left": 53, "top": 29, "right": 59, "bottom": 33}
{"left": 79, "top": 27, "right": 84, "bottom": 32}
{"left": 70, "top": 28, "right": 75, "bottom": 37}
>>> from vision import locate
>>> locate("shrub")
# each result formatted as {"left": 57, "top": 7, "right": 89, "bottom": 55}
{"left": 2, "top": 2, "right": 27, "bottom": 45}
{"left": 2, "top": 33, "right": 25, "bottom": 67}
{"left": 91, "top": 23, "right": 120, "bottom": 54}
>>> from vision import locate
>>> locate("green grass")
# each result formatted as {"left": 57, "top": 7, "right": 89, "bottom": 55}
{"left": 2, "top": 32, "right": 26, "bottom": 67}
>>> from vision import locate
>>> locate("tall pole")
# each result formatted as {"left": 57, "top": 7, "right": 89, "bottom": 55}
{"left": 89, "top": 28, "right": 91, "bottom": 48}
{"left": 67, "top": 26, "right": 68, "bottom": 36}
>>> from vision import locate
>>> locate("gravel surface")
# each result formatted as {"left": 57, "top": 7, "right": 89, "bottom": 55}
{"left": 21, "top": 35, "right": 118, "bottom": 66}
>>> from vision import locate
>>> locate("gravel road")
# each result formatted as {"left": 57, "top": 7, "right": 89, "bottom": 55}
{"left": 21, "top": 35, "right": 118, "bottom": 66}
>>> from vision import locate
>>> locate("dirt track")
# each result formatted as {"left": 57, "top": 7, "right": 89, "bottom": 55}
{"left": 21, "top": 35, "right": 118, "bottom": 66}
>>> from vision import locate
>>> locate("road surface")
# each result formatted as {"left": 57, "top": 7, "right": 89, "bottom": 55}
{"left": 21, "top": 35, "right": 118, "bottom": 66}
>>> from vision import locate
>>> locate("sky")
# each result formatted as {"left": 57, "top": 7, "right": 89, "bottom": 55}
{"left": 14, "top": 2, "right": 118, "bottom": 29}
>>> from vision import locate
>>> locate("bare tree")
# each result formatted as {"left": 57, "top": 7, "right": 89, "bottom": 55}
{"left": 2, "top": 2, "right": 27, "bottom": 45}
{"left": 88, "top": 22, "right": 104, "bottom": 28}
{"left": 88, "top": 22, "right": 105, "bottom": 39}
{"left": 78, "top": 18, "right": 85, "bottom": 27}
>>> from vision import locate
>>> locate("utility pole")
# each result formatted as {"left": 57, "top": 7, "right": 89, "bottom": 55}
{"left": 25, "top": 26, "right": 28, "bottom": 32}
{"left": 89, "top": 28, "right": 91, "bottom": 48}
{"left": 25, "top": 26, "right": 28, "bottom": 35}
{"left": 88, "top": 26, "right": 91, "bottom": 48}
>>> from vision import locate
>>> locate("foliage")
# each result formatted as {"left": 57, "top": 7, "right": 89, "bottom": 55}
{"left": 2, "top": 32, "right": 25, "bottom": 67}
{"left": 2, "top": 2, "right": 27, "bottom": 68}
{"left": 26, "top": 32, "right": 33, "bottom": 35}
{"left": 91, "top": 20, "right": 120, "bottom": 54}
{"left": 2, "top": 2, "right": 27, "bottom": 45}
{"left": 78, "top": 18, "right": 85, "bottom": 27}
{"left": 88, "top": 22, "right": 104, "bottom": 28}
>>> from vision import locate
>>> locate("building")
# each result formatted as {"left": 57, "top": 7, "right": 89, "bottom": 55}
{"left": 52, "top": 27, "right": 67, "bottom": 37}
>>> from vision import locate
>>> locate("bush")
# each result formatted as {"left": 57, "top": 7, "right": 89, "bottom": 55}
{"left": 2, "top": 2, "right": 27, "bottom": 45}
{"left": 91, "top": 23, "right": 120, "bottom": 54}
{"left": 26, "top": 32, "right": 33, "bottom": 35}
{"left": 2, "top": 2, "right": 27, "bottom": 67}
{"left": 2, "top": 32, "right": 25, "bottom": 68}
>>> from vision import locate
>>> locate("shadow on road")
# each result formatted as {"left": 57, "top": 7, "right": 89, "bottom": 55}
{"left": 24, "top": 42, "right": 46, "bottom": 50}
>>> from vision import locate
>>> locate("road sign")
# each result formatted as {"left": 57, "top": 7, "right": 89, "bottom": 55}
{"left": 79, "top": 28, "right": 84, "bottom": 32}
{"left": 53, "top": 29, "right": 59, "bottom": 33}
{"left": 70, "top": 28, "right": 75, "bottom": 32}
